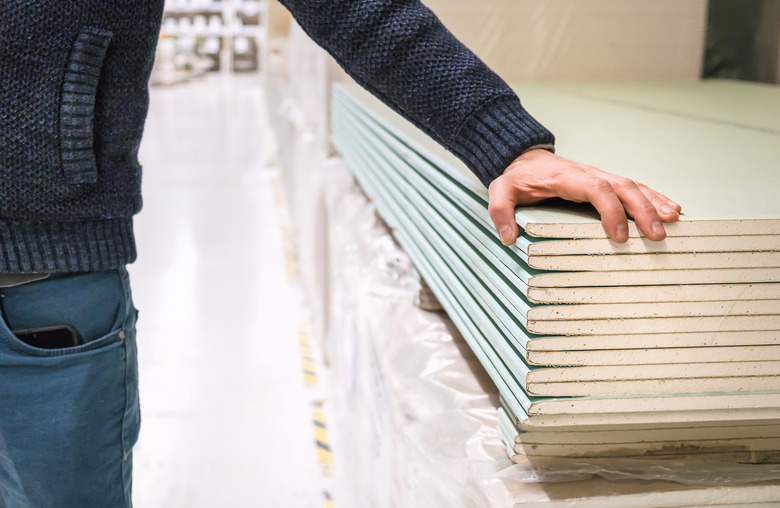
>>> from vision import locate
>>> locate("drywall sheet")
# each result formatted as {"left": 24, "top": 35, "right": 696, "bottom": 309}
{"left": 527, "top": 284, "right": 780, "bottom": 305}
{"left": 336, "top": 104, "right": 780, "bottom": 312}
{"left": 529, "top": 361, "right": 780, "bottom": 383}
{"left": 335, "top": 113, "right": 780, "bottom": 336}
{"left": 528, "top": 252, "right": 780, "bottom": 272}
{"left": 498, "top": 409, "right": 780, "bottom": 461}
{"left": 529, "top": 300, "right": 780, "bottom": 320}
{"left": 338, "top": 93, "right": 780, "bottom": 264}
{"left": 528, "top": 376, "right": 780, "bottom": 398}
{"left": 337, "top": 91, "right": 780, "bottom": 265}
{"left": 337, "top": 82, "right": 780, "bottom": 238}
{"left": 528, "top": 331, "right": 780, "bottom": 351}
{"left": 527, "top": 345, "right": 780, "bottom": 367}
{"left": 524, "top": 235, "right": 780, "bottom": 255}
{"left": 534, "top": 80, "right": 780, "bottom": 133}
{"left": 334, "top": 103, "right": 777, "bottom": 350}
{"left": 339, "top": 155, "right": 780, "bottom": 420}
{"left": 333, "top": 82, "right": 780, "bottom": 459}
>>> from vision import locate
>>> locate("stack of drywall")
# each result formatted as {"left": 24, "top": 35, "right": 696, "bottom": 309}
{"left": 332, "top": 80, "right": 780, "bottom": 462}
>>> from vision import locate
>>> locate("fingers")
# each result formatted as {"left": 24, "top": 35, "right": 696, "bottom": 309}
{"left": 580, "top": 176, "right": 630, "bottom": 243}
{"left": 638, "top": 184, "right": 681, "bottom": 223}
{"left": 488, "top": 178, "right": 520, "bottom": 246}
{"left": 610, "top": 178, "right": 666, "bottom": 241}
{"left": 496, "top": 150, "right": 682, "bottom": 244}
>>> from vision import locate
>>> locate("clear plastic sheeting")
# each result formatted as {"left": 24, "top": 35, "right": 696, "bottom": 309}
{"left": 497, "top": 457, "right": 780, "bottom": 486}
{"left": 321, "top": 158, "right": 507, "bottom": 507}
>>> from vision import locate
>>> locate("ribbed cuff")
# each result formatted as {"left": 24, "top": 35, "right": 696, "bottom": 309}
{"left": 450, "top": 94, "right": 555, "bottom": 187}
{"left": 0, "top": 218, "right": 136, "bottom": 273}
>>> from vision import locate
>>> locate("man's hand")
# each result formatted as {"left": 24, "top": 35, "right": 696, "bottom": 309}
{"left": 488, "top": 149, "right": 682, "bottom": 245}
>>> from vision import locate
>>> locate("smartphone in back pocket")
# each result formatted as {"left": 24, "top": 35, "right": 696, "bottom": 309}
{"left": 14, "top": 325, "right": 84, "bottom": 349}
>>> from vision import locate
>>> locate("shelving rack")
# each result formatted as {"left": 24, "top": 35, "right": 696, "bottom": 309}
{"left": 160, "top": 0, "right": 267, "bottom": 74}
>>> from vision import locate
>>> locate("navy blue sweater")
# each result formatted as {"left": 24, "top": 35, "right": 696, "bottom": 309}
{"left": 0, "top": 0, "right": 553, "bottom": 273}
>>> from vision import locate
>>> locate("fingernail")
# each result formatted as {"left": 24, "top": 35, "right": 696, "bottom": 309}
{"left": 615, "top": 224, "right": 628, "bottom": 241}
{"left": 499, "top": 226, "right": 513, "bottom": 245}
{"left": 669, "top": 201, "right": 681, "bottom": 210}
{"left": 652, "top": 221, "right": 666, "bottom": 237}
{"left": 660, "top": 205, "right": 674, "bottom": 215}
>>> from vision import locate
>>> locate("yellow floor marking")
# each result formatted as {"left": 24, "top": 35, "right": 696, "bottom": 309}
{"left": 299, "top": 327, "right": 317, "bottom": 386}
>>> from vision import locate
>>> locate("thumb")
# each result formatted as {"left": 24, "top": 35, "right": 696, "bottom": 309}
{"left": 488, "top": 177, "right": 520, "bottom": 246}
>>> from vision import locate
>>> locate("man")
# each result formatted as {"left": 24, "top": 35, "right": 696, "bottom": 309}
{"left": 0, "top": 0, "right": 679, "bottom": 505}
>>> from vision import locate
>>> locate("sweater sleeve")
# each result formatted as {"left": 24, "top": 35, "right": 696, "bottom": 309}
{"left": 277, "top": 0, "right": 555, "bottom": 187}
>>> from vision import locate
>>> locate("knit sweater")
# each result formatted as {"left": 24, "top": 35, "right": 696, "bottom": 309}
{"left": 0, "top": 0, "right": 553, "bottom": 274}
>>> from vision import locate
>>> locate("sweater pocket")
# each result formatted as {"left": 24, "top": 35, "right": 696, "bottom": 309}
{"left": 60, "top": 28, "right": 113, "bottom": 185}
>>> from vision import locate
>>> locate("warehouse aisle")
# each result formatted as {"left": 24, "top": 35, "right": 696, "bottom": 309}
{"left": 130, "top": 76, "right": 323, "bottom": 507}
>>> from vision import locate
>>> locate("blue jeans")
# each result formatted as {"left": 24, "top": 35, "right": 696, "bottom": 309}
{"left": 0, "top": 268, "right": 140, "bottom": 507}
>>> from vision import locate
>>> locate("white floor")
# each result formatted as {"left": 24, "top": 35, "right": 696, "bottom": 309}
{"left": 130, "top": 75, "right": 323, "bottom": 507}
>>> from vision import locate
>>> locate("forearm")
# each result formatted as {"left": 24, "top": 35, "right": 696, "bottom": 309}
{"left": 278, "top": 0, "right": 554, "bottom": 186}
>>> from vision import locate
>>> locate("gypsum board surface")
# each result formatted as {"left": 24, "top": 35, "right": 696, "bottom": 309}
{"left": 508, "top": 423, "right": 780, "bottom": 456}
{"left": 509, "top": 82, "right": 780, "bottom": 237}
{"left": 527, "top": 344, "right": 780, "bottom": 367}
{"left": 513, "top": 438, "right": 780, "bottom": 460}
{"left": 390, "top": 208, "right": 780, "bottom": 424}
{"left": 528, "top": 376, "right": 780, "bottom": 398}
{"left": 335, "top": 136, "right": 535, "bottom": 419}
{"left": 337, "top": 96, "right": 780, "bottom": 286}
{"left": 497, "top": 409, "right": 519, "bottom": 457}
{"left": 343, "top": 99, "right": 780, "bottom": 270}
{"left": 498, "top": 407, "right": 780, "bottom": 460}
{"left": 527, "top": 267, "right": 780, "bottom": 288}
{"left": 528, "top": 361, "right": 780, "bottom": 382}
{"left": 528, "top": 284, "right": 780, "bottom": 304}
{"left": 340, "top": 117, "right": 778, "bottom": 289}
{"left": 338, "top": 124, "right": 741, "bottom": 337}
{"left": 528, "top": 251, "right": 780, "bottom": 272}
{"left": 339, "top": 141, "right": 780, "bottom": 419}
{"left": 527, "top": 300, "right": 780, "bottom": 320}
{"left": 514, "top": 406, "right": 780, "bottom": 430}
{"left": 537, "top": 80, "right": 780, "bottom": 135}
{"left": 337, "top": 123, "right": 539, "bottom": 345}
{"left": 338, "top": 112, "right": 780, "bottom": 322}
{"left": 497, "top": 400, "right": 780, "bottom": 433}
{"left": 527, "top": 392, "right": 780, "bottom": 417}
{"left": 523, "top": 235, "right": 780, "bottom": 256}
{"left": 345, "top": 97, "right": 780, "bottom": 262}
{"left": 502, "top": 418, "right": 780, "bottom": 446}
{"left": 337, "top": 128, "right": 780, "bottom": 349}
{"left": 337, "top": 124, "right": 780, "bottom": 344}
{"left": 336, "top": 115, "right": 674, "bottom": 346}
{"left": 335, "top": 142, "right": 779, "bottom": 418}
{"left": 336, "top": 84, "right": 780, "bottom": 238}
{"left": 336, "top": 96, "right": 545, "bottom": 291}
{"left": 337, "top": 110, "right": 536, "bottom": 302}
{"left": 337, "top": 102, "right": 780, "bottom": 280}
{"left": 343, "top": 149, "right": 780, "bottom": 348}
{"left": 526, "top": 314, "right": 780, "bottom": 336}
{"left": 342, "top": 137, "right": 780, "bottom": 382}
{"left": 527, "top": 331, "right": 780, "bottom": 352}
{"left": 341, "top": 134, "right": 551, "bottom": 396}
